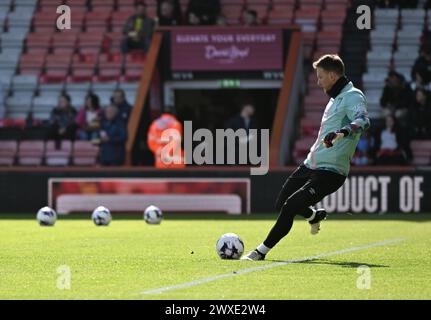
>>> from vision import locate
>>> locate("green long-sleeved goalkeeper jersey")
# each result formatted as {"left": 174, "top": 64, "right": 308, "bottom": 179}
{"left": 303, "top": 82, "right": 371, "bottom": 176}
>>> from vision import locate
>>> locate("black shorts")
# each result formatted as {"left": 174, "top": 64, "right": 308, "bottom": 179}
{"left": 275, "top": 164, "right": 347, "bottom": 211}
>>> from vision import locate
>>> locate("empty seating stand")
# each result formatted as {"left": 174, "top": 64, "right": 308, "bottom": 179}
{"left": 0, "top": 140, "right": 18, "bottom": 166}
{"left": 45, "top": 140, "right": 72, "bottom": 166}
{"left": 72, "top": 141, "right": 99, "bottom": 166}
{"left": 411, "top": 140, "right": 431, "bottom": 166}
{"left": 17, "top": 140, "right": 44, "bottom": 166}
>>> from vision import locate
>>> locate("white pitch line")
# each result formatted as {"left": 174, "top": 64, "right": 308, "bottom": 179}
{"left": 139, "top": 238, "right": 406, "bottom": 296}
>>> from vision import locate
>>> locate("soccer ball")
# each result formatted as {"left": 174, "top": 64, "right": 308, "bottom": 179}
{"left": 216, "top": 233, "right": 244, "bottom": 260}
{"left": 36, "top": 206, "right": 57, "bottom": 226}
{"left": 144, "top": 205, "right": 163, "bottom": 224}
{"left": 92, "top": 206, "right": 112, "bottom": 226}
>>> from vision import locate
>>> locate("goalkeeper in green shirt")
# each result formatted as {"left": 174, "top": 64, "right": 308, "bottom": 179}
{"left": 243, "top": 54, "right": 371, "bottom": 261}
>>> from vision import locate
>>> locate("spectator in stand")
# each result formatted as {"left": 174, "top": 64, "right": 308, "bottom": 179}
{"left": 224, "top": 102, "right": 259, "bottom": 165}
{"left": 99, "top": 105, "right": 128, "bottom": 166}
{"left": 225, "top": 103, "right": 258, "bottom": 132}
{"left": 111, "top": 89, "right": 132, "bottom": 122}
{"left": 187, "top": 11, "right": 202, "bottom": 26}
{"left": 242, "top": 9, "right": 259, "bottom": 27}
{"left": 216, "top": 14, "right": 228, "bottom": 26}
{"left": 411, "top": 47, "right": 431, "bottom": 86}
{"left": 49, "top": 93, "right": 77, "bottom": 144}
{"left": 380, "top": 70, "right": 413, "bottom": 125}
{"left": 410, "top": 71, "right": 431, "bottom": 91}
{"left": 157, "top": 0, "right": 182, "bottom": 26}
{"left": 374, "top": 115, "right": 411, "bottom": 165}
{"left": 121, "top": 2, "right": 155, "bottom": 54}
{"left": 187, "top": 0, "right": 220, "bottom": 25}
{"left": 157, "top": 0, "right": 182, "bottom": 24}
{"left": 410, "top": 88, "right": 431, "bottom": 139}
{"left": 75, "top": 93, "right": 102, "bottom": 141}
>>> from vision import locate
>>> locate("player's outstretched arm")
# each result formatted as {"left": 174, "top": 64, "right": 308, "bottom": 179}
{"left": 323, "top": 95, "right": 370, "bottom": 148}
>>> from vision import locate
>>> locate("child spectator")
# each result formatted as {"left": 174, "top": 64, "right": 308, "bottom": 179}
{"left": 374, "top": 115, "right": 411, "bottom": 165}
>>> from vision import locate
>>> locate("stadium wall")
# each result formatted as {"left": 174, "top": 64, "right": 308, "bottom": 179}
{"left": 0, "top": 167, "right": 429, "bottom": 214}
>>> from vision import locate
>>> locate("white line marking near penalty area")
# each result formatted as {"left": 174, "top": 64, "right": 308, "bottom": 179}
{"left": 138, "top": 238, "right": 406, "bottom": 296}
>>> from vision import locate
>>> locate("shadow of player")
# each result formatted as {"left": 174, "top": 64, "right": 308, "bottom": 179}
{"left": 266, "top": 259, "right": 389, "bottom": 268}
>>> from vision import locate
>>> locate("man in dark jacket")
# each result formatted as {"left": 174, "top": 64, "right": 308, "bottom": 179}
{"left": 100, "top": 105, "right": 128, "bottom": 166}
{"left": 121, "top": 2, "right": 155, "bottom": 54}
{"left": 225, "top": 103, "right": 258, "bottom": 132}
{"left": 224, "top": 102, "right": 259, "bottom": 165}
{"left": 380, "top": 70, "right": 413, "bottom": 125}
{"left": 410, "top": 88, "right": 431, "bottom": 139}
{"left": 411, "top": 47, "right": 431, "bottom": 85}
{"left": 49, "top": 93, "right": 77, "bottom": 143}
{"left": 111, "top": 89, "right": 132, "bottom": 122}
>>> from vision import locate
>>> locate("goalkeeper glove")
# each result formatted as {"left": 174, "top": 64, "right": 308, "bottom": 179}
{"left": 323, "top": 129, "right": 349, "bottom": 148}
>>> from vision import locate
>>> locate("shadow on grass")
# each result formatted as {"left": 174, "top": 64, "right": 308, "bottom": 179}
{"left": 266, "top": 258, "right": 389, "bottom": 268}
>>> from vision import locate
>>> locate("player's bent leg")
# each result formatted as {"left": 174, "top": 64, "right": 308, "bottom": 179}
{"left": 264, "top": 185, "right": 321, "bottom": 248}
{"left": 304, "top": 170, "right": 346, "bottom": 235}
{"left": 275, "top": 165, "right": 311, "bottom": 212}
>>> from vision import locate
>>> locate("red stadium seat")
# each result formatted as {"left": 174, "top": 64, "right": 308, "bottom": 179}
{"left": 42, "top": 53, "right": 72, "bottom": 83}
{"left": 25, "top": 33, "right": 52, "bottom": 51}
{"left": 32, "top": 11, "right": 57, "bottom": 32}
{"left": 103, "top": 32, "right": 123, "bottom": 53}
{"left": 84, "top": 11, "right": 111, "bottom": 30}
{"left": 17, "top": 141, "right": 45, "bottom": 166}
{"left": 268, "top": 5, "right": 294, "bottom": 24}
{"left": 299, "top": 0, "right": 323, "bottom": 10}
{"left": 64, "top": 0, "right": 87, "bottom": 6}
{"left": 72, "top": 141, "right": 99, "bottom": 166}
{"left": 91, "top": 0, "right": 114, "bottom": 8}
{"left": 70, "top": 54, "right": 97, "bottom": 82}
{"left": 124, "top": 66, "right": 143, "bottom": 82}
{"left": 411, "top": 140, "right": 431, "bottom": 165}
{"left": 19, "top": 53, "right": 46, "bottom": 75}
{"left": 97, "top": 53, "right": 123, "bottom": 82}
{"left": 0, "top": 140, "right": 18, "bottom": 166}
{"left": 78, "top": 32, "right": 104, "bottom": 48}
{"left": 222, "top": 4, "right": 244, "bottom": 19}
{"left": 45, "top": 140, "right": 72, "bottom": 166}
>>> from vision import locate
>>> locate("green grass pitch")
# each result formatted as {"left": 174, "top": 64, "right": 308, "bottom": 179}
{"left": 0, "top": 213, "right": 430, "bottom": 300}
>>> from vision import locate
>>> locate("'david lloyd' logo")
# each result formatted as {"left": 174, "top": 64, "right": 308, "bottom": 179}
{"left": 204, "top": 45, "right": 250, "bottom": 63}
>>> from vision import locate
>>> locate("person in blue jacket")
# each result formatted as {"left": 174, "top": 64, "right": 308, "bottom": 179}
{"left": 99, "top": 105, "right": 128, "bottom": 166}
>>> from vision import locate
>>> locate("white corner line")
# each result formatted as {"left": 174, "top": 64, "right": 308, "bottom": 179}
{"left": 137, "top": 238, "right": 406, "bottom": 296}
